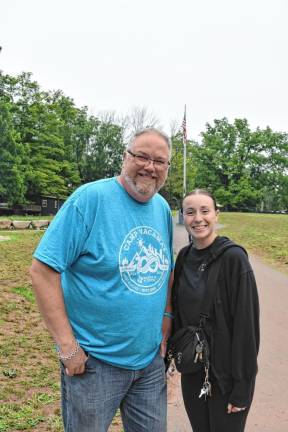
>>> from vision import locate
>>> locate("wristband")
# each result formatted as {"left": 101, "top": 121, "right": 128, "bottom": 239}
{"left": 164, "top": 312, "right": 174, "bottom": 319}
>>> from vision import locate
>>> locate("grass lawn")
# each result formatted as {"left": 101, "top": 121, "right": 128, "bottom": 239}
{"left": 0, "top": 212, "right": 287, "bottom": 431}
{"left": 0, "top": 230, "right": 122, "bottom": 432}
{"left": 218, "top": 212, "right": 288, "bottom": 273}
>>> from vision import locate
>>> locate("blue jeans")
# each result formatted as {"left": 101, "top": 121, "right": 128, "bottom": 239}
{"left": 61, "top": 352, "right": 167, "bottom": 432}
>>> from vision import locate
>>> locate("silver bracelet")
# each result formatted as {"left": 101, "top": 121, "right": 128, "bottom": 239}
{"left": 164, "top": 312, "right": 174, "bottom": 319}
{"left": 58, "top": 340, "right": 80, "bottom": 361}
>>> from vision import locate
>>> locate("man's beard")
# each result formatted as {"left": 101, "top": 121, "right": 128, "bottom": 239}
{"left": 123, "top": 171, "right": 164, "bottom": 197}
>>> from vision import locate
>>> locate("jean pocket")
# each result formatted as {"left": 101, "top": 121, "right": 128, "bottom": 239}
{"left": 84, "top": 354, "right": 102, "bottom": 373}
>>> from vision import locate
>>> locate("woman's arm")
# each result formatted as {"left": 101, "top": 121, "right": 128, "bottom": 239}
{"left": 161, "top": 270, "right": 174, "bottom": 357}
{"left": 229, "top": 267, "right": 260, "bottom": 407}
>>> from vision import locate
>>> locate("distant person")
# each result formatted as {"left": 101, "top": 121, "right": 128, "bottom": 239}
{"left": 171, "top": 189, "right": 259, "bottom": 432}
{"left": 30, "top": 128, "right": 174, "bottom": 432}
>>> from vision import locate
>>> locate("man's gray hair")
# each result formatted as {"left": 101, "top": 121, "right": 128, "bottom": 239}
{"left": 128, "top": 128, "right": 171, "bottom": 152}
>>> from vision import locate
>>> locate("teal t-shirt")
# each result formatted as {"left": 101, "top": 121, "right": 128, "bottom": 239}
{"left": 33, "top": 178, "right": 173, "bottom": 369}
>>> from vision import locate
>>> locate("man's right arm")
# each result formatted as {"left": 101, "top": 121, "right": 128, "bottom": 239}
{"left": 30, "top": 259, "right": 87, "bottom": 375}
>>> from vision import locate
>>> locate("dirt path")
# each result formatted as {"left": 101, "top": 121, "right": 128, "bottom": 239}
{"left": 168, "top": 220, "right": 288, "bottom": 432}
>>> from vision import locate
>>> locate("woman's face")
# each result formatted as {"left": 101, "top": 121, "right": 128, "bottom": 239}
{"left": 182, "top": 193, "right": 219, "bottom": 249}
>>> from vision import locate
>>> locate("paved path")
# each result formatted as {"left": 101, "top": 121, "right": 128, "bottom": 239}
{"left": 167, "top": 219, "right": 288, "bottom": 432}
{"left": 167, "top": 219, "right": 193, "bottom": 432}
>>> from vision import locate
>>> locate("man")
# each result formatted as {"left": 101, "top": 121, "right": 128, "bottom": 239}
{"left": 30, "top": 128, "right": 174, "bottom": 432}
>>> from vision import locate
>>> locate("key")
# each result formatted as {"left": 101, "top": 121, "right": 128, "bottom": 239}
{"left": 194, "top": 343, "right": 203, "bottom": 363}
{"left": 199, "top": 386, "right": 207, "bottom": 399}
{"left": 205, "top": 381, "right": 212, "bottom": 397}
{"left": 167, "top": 361, "right": 175, "bottom": 377}
{"left": 199, "top": 383, "right": 210, "bottom": 400}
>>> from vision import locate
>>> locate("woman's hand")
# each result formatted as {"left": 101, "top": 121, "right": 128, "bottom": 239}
{"left": 227, "top": 403, "right": 246, "bottom": 414}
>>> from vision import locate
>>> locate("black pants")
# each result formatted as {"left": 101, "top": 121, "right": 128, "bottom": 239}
{"left": 181, "top": 371, "right": 252, "bottom": 432}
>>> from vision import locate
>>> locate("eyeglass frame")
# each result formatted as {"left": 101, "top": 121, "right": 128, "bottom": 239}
{"left": 126, "top": 149, "right": 171, "bottom": 170}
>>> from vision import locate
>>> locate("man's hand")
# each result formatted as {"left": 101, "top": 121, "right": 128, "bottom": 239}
{"left": 227, "top": 403, "right": 246, "bottom": 414}
{"left": 62, "top": 347, "right": 88, "bottom": 376}
{"left": 160, "top": 316, "right": 172, "bottom": 358}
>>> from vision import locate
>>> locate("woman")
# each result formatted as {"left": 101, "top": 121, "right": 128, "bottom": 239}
{"left": 172, "top": 189, "right": 260, "bottom": 432}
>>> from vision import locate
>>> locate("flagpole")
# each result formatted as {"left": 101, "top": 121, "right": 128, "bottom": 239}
{"left": 182, "top": 105, "right": 187, "bottom": 197}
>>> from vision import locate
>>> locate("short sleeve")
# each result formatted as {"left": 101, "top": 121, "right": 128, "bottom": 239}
{"left": 33, "top": 200, "right": 89, "bottom": 273}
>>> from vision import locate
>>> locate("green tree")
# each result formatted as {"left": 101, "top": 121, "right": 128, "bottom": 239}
{"left": 47, "top": 90, "right": 89, "bottom": 183}
{"left": 193, "top": 118, "right": 288, "bottom": 210}
{"left": 82, "top": 118, "right": 125, "bottom": 183}
{"left": 1, "top": 72, "right": 82, "bottom": 198}
{"left": 0, "top": 100, "right": 26, "bottom": 204}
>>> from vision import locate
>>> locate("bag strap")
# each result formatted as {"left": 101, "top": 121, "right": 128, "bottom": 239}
{"left": 198, "top": 252, "right": 223, "bottom": 323}
{"left": 199, "top": 240, "right": 246, "bottom": 324}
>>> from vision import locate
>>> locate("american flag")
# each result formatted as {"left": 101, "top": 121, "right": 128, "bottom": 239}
{"left": 182, "top": 105, "right": 187, "bottom": 142}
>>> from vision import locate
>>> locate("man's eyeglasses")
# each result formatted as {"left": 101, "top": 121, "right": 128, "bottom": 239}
{"left": 127, "top": 150, "right": 170, "bottom": 170}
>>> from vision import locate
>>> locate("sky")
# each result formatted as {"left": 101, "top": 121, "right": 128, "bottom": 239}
{"left": 1, "top": 0, "right": 288, "bottom": 140}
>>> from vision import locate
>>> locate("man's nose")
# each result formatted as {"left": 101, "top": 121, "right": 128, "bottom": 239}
{"left": 144, "top": 160, "right": 156, "bottom": 171}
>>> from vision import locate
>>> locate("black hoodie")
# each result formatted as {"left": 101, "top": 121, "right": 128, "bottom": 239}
{"left": 172, "top": 236, "right": 260, "bottom": 407}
